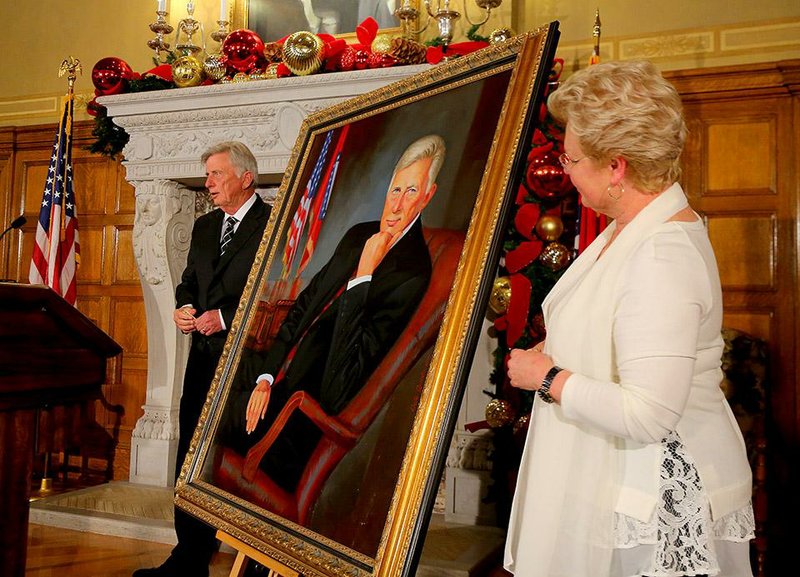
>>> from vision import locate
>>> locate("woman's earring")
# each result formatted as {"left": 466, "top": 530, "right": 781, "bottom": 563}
{"left": 607, "top": 182, "right": 624, "bottom": 200}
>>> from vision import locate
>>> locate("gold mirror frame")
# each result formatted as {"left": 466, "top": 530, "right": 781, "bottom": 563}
{"left": 232, "top": 0, "right": 418, "bottom": 43}
{"left": 176, "top": 22, "right": 560, "bottom": 577}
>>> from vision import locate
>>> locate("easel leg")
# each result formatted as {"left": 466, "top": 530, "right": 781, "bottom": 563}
{"left": 229, "top": 551, "right": 248, "bottom": 577}
{"left": 217, "top": 530, "right": 300, "bottom": 577}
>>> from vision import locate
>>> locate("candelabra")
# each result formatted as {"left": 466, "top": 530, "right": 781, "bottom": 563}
{"left": 174, "top": 1, "right": 205, "bottom": 56}
{"left": 210, "top": 20, "right": 230, "bottom": 53}
{"left": 148, "top": 10, "right": 174, "bottom": 62}
{"left": 395, "top": 0, "right": 502, "bottom": 48}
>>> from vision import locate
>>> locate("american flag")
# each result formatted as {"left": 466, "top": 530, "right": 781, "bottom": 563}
{"left": 29, "top": 93, "right": 80, "bottom": 305}
{"left": 281, "top": 129, "right": 334, "bottom": 278}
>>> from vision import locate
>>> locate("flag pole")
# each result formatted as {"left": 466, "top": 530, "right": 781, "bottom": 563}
{"left": 589, "top": 9, "right": 601, "bottom": 66}
{"left": 57, "top": 58, "right": 80, "bottom": 243}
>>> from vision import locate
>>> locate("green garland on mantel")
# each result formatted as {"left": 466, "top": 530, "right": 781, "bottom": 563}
{"left": 87, "top": 76, "right": 175, "bottom": 159}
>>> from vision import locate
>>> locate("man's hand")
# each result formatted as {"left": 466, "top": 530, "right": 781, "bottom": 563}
{"left": 173, "top": 306, "right": 196, "bottom": 334}
{"left": 356, "top": 231, "right": 394, "bottom": 277}
{"left": 246, "top": 378, "right": 271, "bottom": 434}
{"left": 194, "top": 310, "right": 224, "bottom": 336}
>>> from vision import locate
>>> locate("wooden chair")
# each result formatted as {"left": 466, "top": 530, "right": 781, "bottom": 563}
{"left": 215, "top": 227, "right": 465, "bottom": 524}
{"left": 720, "top": 327, "right": 768, "bottom": 577}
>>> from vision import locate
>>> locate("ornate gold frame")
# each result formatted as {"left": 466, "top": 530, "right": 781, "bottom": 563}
{"left": 176, "top": 23, "right": 559, "bottom": 577}
{"left": 231, "top": 0, "right": 418, "bottom": 42}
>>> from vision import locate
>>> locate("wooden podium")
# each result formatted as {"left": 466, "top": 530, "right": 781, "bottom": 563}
{"left": 0, "top": 283, "right": 122, "bottom": 577}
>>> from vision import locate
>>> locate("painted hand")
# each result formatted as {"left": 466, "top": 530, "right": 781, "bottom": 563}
{"left": 246, "top": 379, "right": 271, "bottom": 434}
{"left": 356, "top": 231, "right": 394, "bottom": 277}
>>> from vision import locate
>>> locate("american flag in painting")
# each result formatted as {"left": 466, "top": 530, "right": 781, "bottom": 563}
{"left": 298, "top": 124, "right": 350, "bottom": 275}
{"left": 281, "top": 129, "right": 334, "bottom": 278}
{"left": 29, "top": 93, "right": 80, "bottom": 305}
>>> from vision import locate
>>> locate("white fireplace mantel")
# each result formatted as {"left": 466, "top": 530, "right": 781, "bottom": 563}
{"left": 98, "top": 63, "right": 496, "bottom": 528}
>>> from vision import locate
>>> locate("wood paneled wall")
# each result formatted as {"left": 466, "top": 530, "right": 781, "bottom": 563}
{"left": 666, "top": 59, "right": 799, "bottom": 575}
{"left": 0, "top": 121, "right": 146, "bottom": 480}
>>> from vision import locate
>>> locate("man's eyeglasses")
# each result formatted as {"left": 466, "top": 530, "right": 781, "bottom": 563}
{"left": 558, "top": 152, "right": 585, "bottom": 172}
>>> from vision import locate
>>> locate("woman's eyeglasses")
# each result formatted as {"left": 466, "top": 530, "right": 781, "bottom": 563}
{"left": 558, "top": 152, "right": 585, "bottom": 172}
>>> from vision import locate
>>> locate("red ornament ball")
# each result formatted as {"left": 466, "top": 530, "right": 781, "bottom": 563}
{"left": 369, "top": 52, "right": 397, "bottom": 68}
{"left": 222, "top": 29, "right": 265, "bottom": 73}
{"left": 354, "top": 49, "right": 371, "bottom": 70}
{"left": 336, "top": 46, "right": 357, "bottom": 71}
{"left": 91, "top": 57, "right": 133, "bottom": 96}
{"left": 526, "top": 150, "right": 572, "bottom": 200}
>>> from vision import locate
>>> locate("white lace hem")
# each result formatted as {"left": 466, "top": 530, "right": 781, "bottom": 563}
{"left": 613, "top": 432, "right": 755, "bottom": 577}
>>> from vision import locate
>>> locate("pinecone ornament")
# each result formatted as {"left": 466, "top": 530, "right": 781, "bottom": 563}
{"left": 389, "top": 37, "right": 427, "bottom": 65}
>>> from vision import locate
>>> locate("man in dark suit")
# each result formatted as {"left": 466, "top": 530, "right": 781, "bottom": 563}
{"left": 227, "top": 134, "right": 446, "bottom": 492}
{"left": 134, "top": 141, "right": 270, "bottom": 577}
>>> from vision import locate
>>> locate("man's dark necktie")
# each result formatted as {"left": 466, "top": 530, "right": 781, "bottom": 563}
{"left": 220, "top": 216, "right": 238, "bottom": 255}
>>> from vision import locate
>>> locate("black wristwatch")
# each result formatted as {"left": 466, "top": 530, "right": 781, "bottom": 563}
{"left": 538, "top": 365, "right": 562, "bottom": 404}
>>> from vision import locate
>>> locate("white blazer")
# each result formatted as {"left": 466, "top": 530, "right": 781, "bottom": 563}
{"left": 504, "top": 184, "right": 752, "bottom": 577}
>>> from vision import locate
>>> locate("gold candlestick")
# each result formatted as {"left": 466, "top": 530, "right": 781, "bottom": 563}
{"left": 174, "top": 1, "right": 205, "bottom": 56}
{"left": 210, "top": 20, "right": 230, "bottom": 53}
{"left": 397, "top": 0, "right": 503, "bottom": 49}
{"left": 148, "top": 10, "right": 174, "bottom": 62}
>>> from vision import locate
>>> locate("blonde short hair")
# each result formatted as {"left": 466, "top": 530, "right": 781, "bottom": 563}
{"left": 547, "top": 60, "right": 686, "bottom": 193}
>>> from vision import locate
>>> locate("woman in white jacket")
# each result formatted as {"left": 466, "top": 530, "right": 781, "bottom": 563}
{"left": 503, "top": 60, "right": 754, "bottom": 577}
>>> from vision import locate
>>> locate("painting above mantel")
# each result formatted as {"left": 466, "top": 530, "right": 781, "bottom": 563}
{"left": 232, "top": 0, "right": 414, "bottom": 43}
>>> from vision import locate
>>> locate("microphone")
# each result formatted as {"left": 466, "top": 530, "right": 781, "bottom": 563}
{"left": 0, "top": 215, "right": 27, "bottom": 241}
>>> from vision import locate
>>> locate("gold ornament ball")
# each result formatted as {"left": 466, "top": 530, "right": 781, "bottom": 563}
{"left": 262, "top": 63, "right": 280, "bottom": 79}
{"left": 513, "top": 413, "right": 530, "bottom": 436}
{"left": 489, "top": 276, "right": 512, "bottom": 315}
{"left": 203, "top": 54, "right": 227, "bottom": 81}
{"left": 282, "top": 30, "right": 324, "bottom": 76}
{"left": 489, "top": 27, "right": 515, "bottom": 44}
{"left": 172, "top": 55, "right": 205, "bottom": 88}
{"left": 371, "top": 33, "right": 394, "bottom": 54}
{"left": 539, "top": 242, "right": 571, "bottom": 271}
{"left": 535, "top": 214, "right": 564, "bottom": 242}
{"left": 485, "top": 398, "right": 515, "bottom": 429}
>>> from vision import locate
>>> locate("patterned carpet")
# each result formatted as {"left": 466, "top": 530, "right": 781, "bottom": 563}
{"left": 31, "top": 482, "right": 174, "bottom": 521}
{"left": 29, "top": 481, "right": 177, "bottom": 545}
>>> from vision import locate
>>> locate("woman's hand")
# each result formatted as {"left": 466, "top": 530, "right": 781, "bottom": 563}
{"left": 507, "top": 342, "right": 552, "bottom": 392}
{"left": 245, "top": 378, "right": 271, "bottom": 434}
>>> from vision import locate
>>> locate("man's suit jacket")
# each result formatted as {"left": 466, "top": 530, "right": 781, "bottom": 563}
{"left": 225, "top": 218, "right": 431, "bottom": 491}
{"left": 176, "top": 195, "right": 270, "bottom": 335}
{"left": 261, "top": 218, "right": 432, "bottom": 414}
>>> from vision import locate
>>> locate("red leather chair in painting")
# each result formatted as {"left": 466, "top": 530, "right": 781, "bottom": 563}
{"left": 214, "top": 227, "right": 465, "bottom": 524}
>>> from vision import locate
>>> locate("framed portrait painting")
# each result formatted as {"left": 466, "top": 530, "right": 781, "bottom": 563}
{"left": 232, "top": 0, "right": 416, "bottom": 42}
{"left": 175, "top": 23, "right": 560, "bottom": 577}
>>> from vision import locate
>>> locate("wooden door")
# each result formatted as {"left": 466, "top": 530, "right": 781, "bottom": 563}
{"left": 667, "top": 61, "right": 799, "bottom": 575}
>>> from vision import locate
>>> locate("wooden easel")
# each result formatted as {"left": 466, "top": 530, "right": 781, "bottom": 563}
{"left": 217, "top": 530, "right": 300, "bottom": 577}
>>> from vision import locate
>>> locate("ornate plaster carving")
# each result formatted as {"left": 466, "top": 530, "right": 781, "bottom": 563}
{"left": 132, "top": 406, "right": 180, "bottom": 441}
{"left": 446, "top": 432, "right": 494, "bottom": 471}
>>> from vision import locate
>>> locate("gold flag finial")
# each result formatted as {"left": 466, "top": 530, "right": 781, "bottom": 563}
{"left": 590, "top": 9, "right": 601, "bottom": 65}
{"left": 58, "top": 56, "right": 82, "bottom": 92}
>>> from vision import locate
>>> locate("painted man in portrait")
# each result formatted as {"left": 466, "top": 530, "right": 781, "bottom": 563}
{"left": 222, "top": 134, "right": 445, "bottom": 492}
